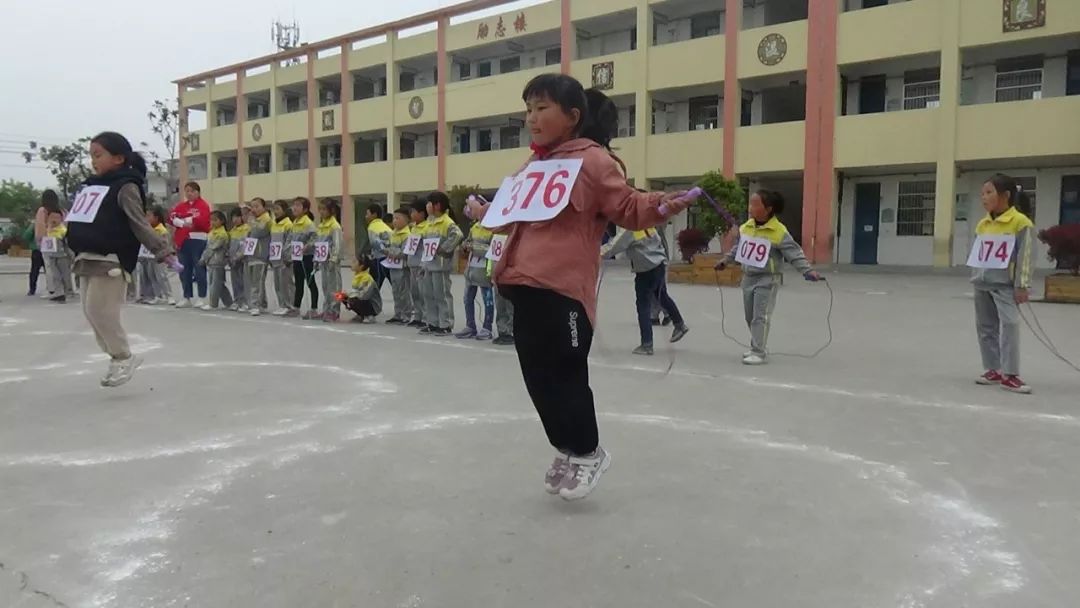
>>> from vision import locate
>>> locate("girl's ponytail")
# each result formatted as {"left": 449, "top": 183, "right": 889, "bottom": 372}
{"left": 129, "top": 151, "right": 148, "bottom": 179}
{"left": 581, "top": 88, "right": 619, "bottom": 151}
{"left": 988, "top": 172, "right": 1033, "bottom": 217}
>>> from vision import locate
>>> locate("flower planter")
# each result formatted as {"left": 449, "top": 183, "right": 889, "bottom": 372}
{"left": 1044, "top": 274, "right": 1080, "bottom": 304}
{"left": 668, "top": 253, "right": 743, "bottom": 287}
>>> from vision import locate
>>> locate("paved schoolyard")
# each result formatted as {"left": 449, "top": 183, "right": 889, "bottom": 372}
{"left": 1, "top": 261, "right": 1078, "bottom": 608}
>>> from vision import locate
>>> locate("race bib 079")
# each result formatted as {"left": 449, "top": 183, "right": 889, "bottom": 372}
{"left": 967, "top": 234, "right": 1015, "bottom": 270}
{"left": 269, "top": 242, "right": 283, "bottom": 261}
{"left": 421, "top": 238, "right": 440, "bottom": 263}
{"left": 403, "top": 235, "right": 422, "bottom": 256}
{"left": 734, "top": 235, "right": 772, "bottom": 269}
{"left": 482, "top": 159, "right": 584, "bottom": 229}
{"left": 485, "top": 235, "right": 508, "bottom": 262}
{"left": 313, "top": 242, "right": 330, "bottom": 263}
{"left": 242, "top": 238, "right": 258, "bottom": 256}
{"left": 291, "top": 241, "right": 305, "bottom": 259}
{"left": 66, "top": 185, "right": 110, "bottom": 224}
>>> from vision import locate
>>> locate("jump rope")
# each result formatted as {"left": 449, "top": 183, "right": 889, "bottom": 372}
{"left": 1019, "top": 302, "right": 1080, "bottom": 373}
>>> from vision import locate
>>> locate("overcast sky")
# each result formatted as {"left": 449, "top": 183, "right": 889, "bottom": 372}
{"left": 0, "top": 0, "right": 545, "bottom": 188}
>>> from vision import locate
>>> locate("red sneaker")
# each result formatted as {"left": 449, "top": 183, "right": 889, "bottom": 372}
{"left": 976, "top": 370, "right": 1003, "bottom": 385}
{"left": 1000, "top": 376, "right": 1032, "bottom": 395}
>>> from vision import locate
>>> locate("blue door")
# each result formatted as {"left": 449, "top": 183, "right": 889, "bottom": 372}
{"left": 1061, "top": 176, "right": 1080, "bottom": 225}
{"left": 853, "top": 183, "right": 881, "bottom": 265}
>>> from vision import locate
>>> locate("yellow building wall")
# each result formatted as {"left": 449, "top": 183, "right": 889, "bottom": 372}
{"left": 446, "top": 149, "right": 526, "bottom": 188}
{"left": 834, "top": 110, "right": 940, "bottom": 169}
{"left": 315, "top": 167, "right": 342, "bottom": 198}
{"left": 444, "top": 68, "right": 547, "bottom": 123}
{"left": 445, "top": 2, "right": 560, "bottom": 51}
{"left": 393, "top": 31, "right": 437, "bottom": 60}
{"left": 647, "top": 37, "right": 724, "bottom": 91}
{"left": 570, "top": 51, "right": 641, "bottom": 99}
{"left": 349, "top": 163, "right": 393, "bottom": 195}
{"left": 735, "top": 123, "right": 805, "bottom": 174}
{"left": 646, "top": 131, "right": 723, "bottom": 180}
{"left": 395, "top": 157, "right": 438, "bottom": 193}
{"left": 348, "top": 97, "right": 394, "bottom": 132}
{"left": 395, "top": 90, "right": 437, "bottom": 127}
{"left": 276, "top": 172, "right": 308, "bottom": 198}
{"left": 837, "top": 0, "right": 942, "bottom": 65}
{"left": 242, "top": 118, "right": 275, "bottom": 148}
{"left": 960, "top": 0, "right": 1080, "bottom": 47}
{"left": 245, "top": 71, "right": 274, "bottom": 95}
{"left": 275, "top": 111, "right": 309, "bottom": 144}
{"left": 738, "top": 21, "right": 808, "bottom": 79}
{"left": 956, "top": 97, "right": 1080, "bottom": 162}
{"left": 210, "top": 126, "right": 238, "bottom": 153}
{"left": 245, "top": 174, "right": 277, "bottom": 199}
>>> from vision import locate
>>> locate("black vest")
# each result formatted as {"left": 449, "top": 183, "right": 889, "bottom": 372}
{"left": 66, "top": 169, "right": 146, "bottom": 273}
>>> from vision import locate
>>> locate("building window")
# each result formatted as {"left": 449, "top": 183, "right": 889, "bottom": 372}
{"left": 216, "top": 107, "right": 236, "bottom": 127}
{"left": 996, "top": 56, "right": 1043, "bottom": 103}
{"left": 500, "top": 56, "right": 521, "bottom": 74}
{"left": 477, "top": 61, "right": 492, "bottom": 78}
{"left": 319, "top": 87, "right": 339, "bottom": 107}
{"left": 247, "top": 101, "right": 269, "bottom": 119}
{"left": 477, "top": 129, "right": 493, "bottom": 152}
{"left": 248, "top": 153, "right": 271, "bottom": 175}
{"left": 320, "top": 143, "right": 341, "bottom": 168}
{"left": 688, "top": 96, "right": 720, "bottom": 130}
{"left": 690, "top": 12, "right": 722, "bottom": 39}
{"left": 284, "top": 94, "right": 305, "bottom": 113}
{"left": 1015, "top": 176, "right": 1037, "bottom": 220}
{"left": 458, "top": 62, "right": 471, "bottom": 80}
{"left": 216, "top": 157, "right": 237, "bottom": 178}
{"left": 499, "top": 126, "right": 520, "bottom": 150}
{"left": 400, "top": 136, "right": 416, "bottom": 159}
{"left": 545, "top": 48, "right": 561, "bottom": 66}
{"left": 896, "top": 180, "right": 936, "bottom": 236}
{"left": 903, "top": 68, "right": 941, "bottom": 110}
{"left": 284, "top": 148, "right": 306, "bottom": 171}
{"left": 1067, "top": 51, "right": 1080, "bottom": 96}
{"left": 400, "top": 72, "right": 416, "bottom": 92}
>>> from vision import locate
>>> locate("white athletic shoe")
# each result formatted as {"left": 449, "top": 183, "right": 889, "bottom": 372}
{"left": 167, "top": 297, "right": 177, "bottom": 306}
{"left": 271, "top": 308, "right": 288, "bottom": 316}
{"left": 544, "top": 452, "right": 571, "bottom": 494}
{"left": 250, "top": 308, "right": 261, "bottom": 317}
{"left": 175, "top": 298, "right": 192, "bottom": 309}
{"left": 558, "top": 447, "right": 612, "bottom": 501}
{"left": 238, "top": 305, "right": 250, "bottom": 313}
{"left": 103, "top": 355, "right": 142, "bottom": 388}
{"left": 199, "top": 304, "right": 213, "bottom": 311}
{"left": 742, "top": 354, "right": 767, "bottom": 365}
{"left": 192, "top": 298, "right": 205, "bottom": 308}
{"left": 100, "top": 359, "right": 123, "bottom": 387}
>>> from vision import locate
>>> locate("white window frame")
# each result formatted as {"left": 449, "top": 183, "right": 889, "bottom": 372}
{"left": 896, "top": 180, "right": 936, "bottom": 236}
{"left": 995, "top": 67, "right": 1043, "bottom": 103}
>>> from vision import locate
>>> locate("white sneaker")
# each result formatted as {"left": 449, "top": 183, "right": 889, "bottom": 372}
{"left": 743, "top": 350, "right": 754, "bottom": 358}
{"left": 100, "top": 359, "right": 123, "bottom": 387}
{"left": 40, "top": 292, "right": 54, "bottom": 300}
{"left": 742, "top": 354, "right": 767, "bottom": 365}
{"left": 558, "top": 447, "right": 612, "bottom": 501}
{"left": 192, "top": 298, "right": 205, "bottom": 308}
{"left": 271, "top": 308, "right": 288, "bottom": 316}
{"left": 250, "top": 308, "right": 261, "bottom": 317}
{"left": 544, "top": 452, "right": 571, "bottom": 494}
{"left": 175, "top": 298, "right": 192, "bottom": 309}
{"left": 167, "top": 298, "right": 176, "bottom": 306}
{"left": 199, "top": 304, "right": 212, "bottom": 311}
{"left": 238, "top": 305, "right": 250, "bottom": 313}
{"left": 103, "top": 355, "right": 142, "bottom": 388}
{"left": 227, "top": 303, "right": 239, "bottom": 312}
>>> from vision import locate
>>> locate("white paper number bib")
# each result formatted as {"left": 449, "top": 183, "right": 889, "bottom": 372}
{"left": 138, "top": 244, "right": 153, "bottom": 259}
{"left": 403, "top": 235, "right": 421, "bottom": 256}
{"left": 421, "top": 238, "right": 440, "bottom": 263}
{"left": 313, "top": 242, "right": 330, "bottom": 263}
{"left": 67, "top": 185, "right": 110, "bottom": 224}
{"left": 40, "top": 237, "right": 58, "bottom": 254}
{"left": 269, "top": 242, "right": 283, "bottom": 262}
{"left": 381, "top": 257, "right": 404, "bottom": 270}
{"left": 734, "top": 235, "right": 773, "bottom": 269}
{"left": 485, "top": 235, "right": 508, "bottom": 262}
{"left": 966, "top": 234, "right": 1015, "bottom": 270}
{"left": 468, "top": 254, "right": 487, "bottom": 269}
{"left": 242, "top": 238, "right": 258, "bottom": 256}
{"left": 482, "top": 159, "right": 584, "bottom": 229}
{"left": 291, "top": 241, "right": 305, "bottom": 259}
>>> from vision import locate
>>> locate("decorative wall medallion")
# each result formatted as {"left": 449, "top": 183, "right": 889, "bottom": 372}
{"left": 252, "top": 123, "right": 263, "bottom": 142}
{"left": 757, "top": 33, "right": 787, "bottom": 66}
{"left": 321, "top": 110, "right": 335, "bottom": 131}
{"left": 190, "top": 133, "right": 201, "bottom": 152}
{"left": 408, "top": 96, "right": 424, "bottom": 119}
{"left": 1002, "top": 0, "right": 1046, "bottom": 32}
{"left": 592, "top": 61, "right": 614, "bottom": 91}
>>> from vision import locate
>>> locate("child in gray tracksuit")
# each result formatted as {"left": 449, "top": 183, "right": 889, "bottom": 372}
{"left": 384, "top": 207, "right": 414, "bottom": 324}
{"left": 42, "top": 211, "right": 74, "bottom": 303}
{"left": 969, "top": 173, "right": 1035, "bottom": 395}
{"left": 406, "top": 202, "right": 428, "bottom": 328}
{"left": 315, "top": 200, "right": 344, "bottom": 322}
{"left": 717, "top": 190, "right": 821, "bottom": 365}
{"left": 456, "top": 222, "right": 496, "bottom": 340}
{"left": 419, "top": 192, "right": 464, "bottom": 336}
{"left": 198, "top": 211, "right": 233, "bottom": 310}
{"left": 228, "top": 208, "right": 248, "bottom": 312}
{"left": 269, "top": 200, "right": 296, "bottom": 317}
{"left": 246, "top": 199, "right": 273, "bottom": 316}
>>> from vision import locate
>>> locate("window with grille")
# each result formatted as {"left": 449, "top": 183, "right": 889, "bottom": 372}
{"left": 903, "top": 69, "right": 940, "bottom": 110}
{"left": 688, "top": 96, "right": 719, "bottom": 130}
{"left": 1015, "top": 176, "right": 1037, "bottom": 220}
{"left": 284, "top": 149, "right": 307, "bottom": 171}
{"left": 896, "top": 180, "right": 936, "bottom": 236}
{"left": 996, "top": 57, "right": 1043, "bottom": 102}
{"left": 545, "top": 48, "right": 561, "bottom": 66}
{"left": 500, "top": 56, "right": 521, "bottom": 74}
{"left": 499, "top": 126, "right": 520, "bottom": 150}
{"left": 690, "top": 12, "right": 722, "bottom": 39}
{"left": 320, "top": 143, "right": 341, "bottom": 168}
{"left": 248, "top": 153, "right": 271, "bottom": 175}
{"left": 216, "top": 157, "right": 237, "bottom": 178}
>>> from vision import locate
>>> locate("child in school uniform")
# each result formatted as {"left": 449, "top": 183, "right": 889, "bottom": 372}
{"left": 228, "top": 207, "right": 249, "bottom": 312}
{"left": 457, "top": 220, "right": 496, "bottom": 340}
{"left": 148, "top": 207, "right": 175, "bottom": 304}
{"left": 246, "top": 198, "right": 272, "bottom": 316}
{"left": 384, "top": 207, "right": 414, "bottom": 324}
{"left": 345, "top": 256, "right": 382, "bottom": 322}
{"left": 716, "top": 190, "right": 821, "bottom": 366}
{"left": 315, "top": 199, "right": 344, "bottom": 322}
{"left": 406, "top": 201, "right": 428, "bottom": 328}
{"left": 290, "top": 197, "right": 319, "bottom": 319}
{"left": 42, "top": 210, "right": 74, "bottom": 303}
{"left": 419, "top": 191, "right": 463, "bottom": 336}
{"left": 969, "top": 173, "right": 1035, "bottom": 395}
{"left": 198, "top": 210, "right": 233, "bottom": 310}
{"left": 269, "top": 200, "right": 297, "bottom": 317}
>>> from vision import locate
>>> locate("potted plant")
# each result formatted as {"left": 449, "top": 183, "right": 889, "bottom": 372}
{"left": 1038, "top": 224, "right": 1080, "bottom": 303}
{"left": 667, "top": 171, "right": 746, "bottom": 286}
{"left": 675, "top": 227, "right": 710, "bottom": 263}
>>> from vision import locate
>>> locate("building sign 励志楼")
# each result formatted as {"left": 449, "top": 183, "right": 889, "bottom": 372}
{"left": 477, "top": 12, "right": 526, "bottom": 39}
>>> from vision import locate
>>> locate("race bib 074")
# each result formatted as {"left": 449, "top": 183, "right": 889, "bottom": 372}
{"left": 734, "top": 235, "right": 772, "bottom": 269}
{"left": 421, "top": 238, "right": 440, "bottom": 263}
{"left": 485, "top": 235, "right": 508, "bottom": 262}
{"left": 967, "top": 234, "right": 1015, "bottom": 270}
{"left": 482, "top": 159, "right": 584, "bottom": 229}
{"left": 66, "top": 185, "right": 110, "bottom": 224}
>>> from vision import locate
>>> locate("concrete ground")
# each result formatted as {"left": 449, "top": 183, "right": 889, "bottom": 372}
{"left": 1, "top": 257, "right": 1078, "bottom": 608}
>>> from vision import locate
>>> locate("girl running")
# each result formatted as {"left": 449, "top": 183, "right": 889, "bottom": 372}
{"left": 467, "top": 74, "right": 693, "bottom": 500}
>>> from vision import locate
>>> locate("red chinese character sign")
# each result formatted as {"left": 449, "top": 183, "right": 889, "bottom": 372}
{"left": 477, "top": 22, "right": 489, "bottom": 39}
{"left": 514, "top": 12, "right": 527, "bottom": 33}
{"left": 495, "top": 16, "right": 506, "bottom": 38}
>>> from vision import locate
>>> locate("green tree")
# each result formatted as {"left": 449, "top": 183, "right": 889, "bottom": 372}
{"left": 23, "top": 138, "right": 91, "bottom": 202}
{"left": 0, "top": 179, "right": 42, "bottom": 230}
{"left": 146, "top": 98, "right": 182, "bottom": 195}
{"left": 448, "top": 184, "right": 482, "bottom": 234}
{"left": 691, "top": 171, "right": 746, "bottom": 240}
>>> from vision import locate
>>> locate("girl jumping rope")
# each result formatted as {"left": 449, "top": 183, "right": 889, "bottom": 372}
{"left": 467, "top": 74, "right": 693, "bottom": 500}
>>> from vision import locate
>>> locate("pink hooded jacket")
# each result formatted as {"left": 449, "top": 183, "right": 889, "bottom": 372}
{"left": 493, "top": 138, "right": 666, "bottom": 326}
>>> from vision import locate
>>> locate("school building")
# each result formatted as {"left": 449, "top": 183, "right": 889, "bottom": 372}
{"left": 174, "top": 0, "right": 1080, "bottom": 267}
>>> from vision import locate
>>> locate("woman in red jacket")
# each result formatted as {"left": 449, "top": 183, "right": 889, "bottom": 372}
{"left": 169, "top": 181, "right": 212, "bottom": 307}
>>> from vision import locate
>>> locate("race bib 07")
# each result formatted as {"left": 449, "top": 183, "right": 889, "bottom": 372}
{"left": 242, "top": 238, "right": 258, "bottom": 256}
{"left": 485, "top": 235, "right": 508, "bottom": 262}
{"left": 313, "top": 242, "right": 330, "bottom": 263}
{"left": 482, "top": 159, "right": 584, "bottom": 229}
{"left": 421, "top": 237, "right": 440, "bottom": 263}
{"left": 40, "top": 237, "right": 59, "bottom": 254}
{"left": 138, "top": 244, "right": 153, "bottom": 259}
{"left": 66, "top": 185, "right": 110, "bottom": 224}
{"left": 734, "top": 235, "right": 772, "bottom": 269}
{"left": 269, "top": 242, "right": 283, "bottom": 261}
{"left": 403, "top": 235, "right": 422, "bottom": 256}
{"left": 291, "top": 241, "right": 305, "bottom": 259}
{"left": 967, "top": 234, "right": 1015, "bottom": 270}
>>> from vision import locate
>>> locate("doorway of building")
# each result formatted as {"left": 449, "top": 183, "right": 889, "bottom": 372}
{"left": 853, "top": 182, "right": 881, "bottom": 264}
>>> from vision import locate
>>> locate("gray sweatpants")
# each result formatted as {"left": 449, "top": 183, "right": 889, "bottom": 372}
{"left": 138, "top": 259, "right": 173, "bottom": 301}
{"left": 389, "top": 268, "right": 413, "bottom": 321}
{"left": 495, "top": 287, "right": 514, "bottom": 337}
{"left": 207, "top": 266, "right": 233, "bottom": 308}
{"left": 45, "top": 256, "right": 74, "bottom": 297}
{"left": 320, "top": 262, "right": 342, "bottom": 316}
{"left": 247, "top": 262, "right": 268, "bottom": 312}
{"left": 272, "top": 264, "right": 295, "bottom": 312}
{"left": 409, "top": 267, "right": 425, "bottom": 323}
{"left": 80, "top": 273, "right": 130, "bottom": 360}
{"left": 742, "top": 273, "right": 780, "bottom": 356}
{"left": 230, "top": 263, "right": 247, "bottom": 308}
{"left": 423, "top": 270, "right": 454, "bottom": 329}
{"left": 974, "top": 286, "right": 1021, "bottom": 376}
